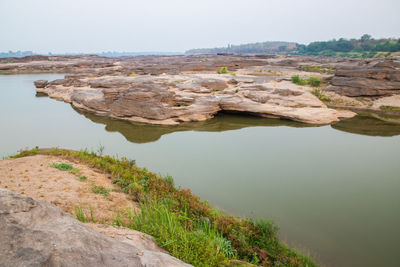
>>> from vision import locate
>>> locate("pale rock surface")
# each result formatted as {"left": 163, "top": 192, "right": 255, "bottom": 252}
{"left": 0, "top": 189, "right": 192, "bottom": 267}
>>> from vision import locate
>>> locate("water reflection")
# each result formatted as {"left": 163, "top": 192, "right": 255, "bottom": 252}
{"left": 332, "top": 114, "right": 400, "bottom": 137}
{"left": 74, "top": 107, "right": 400, "bottom": 142}
{"left": 74, "top": 108, "right": 315, "bottom": 143}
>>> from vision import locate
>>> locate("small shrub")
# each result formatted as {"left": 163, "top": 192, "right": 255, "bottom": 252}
{"left": 218, "top": 66, "right": 229, "bottom": 74}
{"left": 130, "top": 72, "right": 137, "bottom": 76}
{"left": 230, "top": 72, "right": 237, "bottom": 76}
{"left": 79, "top": 176, "right": 88, "bottom": 181}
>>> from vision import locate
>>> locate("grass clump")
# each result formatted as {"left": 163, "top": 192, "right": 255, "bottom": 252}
{"left": 299, "top": 65, "right": 336, "bottom": 73}
{"left": 218, "top": 66, "right": 229, "bottom": 74}
{"left": 310, "top": 88, "right": 331, "bottom": 102}
{"left": 10, "top": 146, "right": 40, "bottom": 158}
{"left": 12, "top": 147, "right": 317, "bottom": 267}
{"left": 129, "top": 199, "right": 232, "bottom": 266}
{"left": 51, "top": 162, "right": 73, "bottom": 171}
{"left": 291, "top": 75, "right": 322, "bottom": 87}
{"left": 291, "top": 75, "right": 307, "bottom": 85}
{"left": 307, "top": 77, "right": 321, "bottom": 87}
{"left": 79, "top": 175, "right": 88, "bottom": 181}
{"left": 91, "top": 184, "right": 110, "bottom": 197}
{"left": 130, "top": 71, "right": 137, "bottom": 76}
{"left": 380, "top": 105, "right": 400, "bottom": 112}
{"left": 51, "top": 162, "right": 80, "bottom": 175}
{"left": 75, "top": 206, "right": 86, "bottom": 222}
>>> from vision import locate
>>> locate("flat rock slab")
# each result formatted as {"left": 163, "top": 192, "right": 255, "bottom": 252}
{"left": 0, "top": 189, "right": 191, "bottom": 267}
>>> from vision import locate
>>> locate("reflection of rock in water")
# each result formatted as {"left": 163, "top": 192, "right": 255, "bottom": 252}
{"left": 331, "top": 115, "right": 400, "bottom": 137}
{"left": 72, "top": 107, "right": 312, "bottom": 143}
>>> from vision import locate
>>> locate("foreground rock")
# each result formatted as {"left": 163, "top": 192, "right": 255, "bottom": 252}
{"left": 36, "top": 74, "right": 355, "bottom": 125}
{"left": 0, "top": 189, "right": 191, "bottom": 267}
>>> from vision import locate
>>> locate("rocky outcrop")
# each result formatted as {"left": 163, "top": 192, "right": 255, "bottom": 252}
{"left": 36, "top": 74, "right": 355, "bottom": 125}
{"left": 325, "top": 59, "right": 400, "bottom": 96}
{"left": 0, "top": 189, "right": 191, "bottom": 267}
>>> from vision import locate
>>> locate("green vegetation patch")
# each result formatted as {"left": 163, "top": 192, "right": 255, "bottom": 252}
{"left": 51, "top": 162, "right": 73, "bottom": 171}
{"left": 380, "top": 105, "right": 400, "bottom": 112}
{"left": 299, "top": 65, "right": 336, "bottom": 73}
{"left": 218, "top": 66, "right": 229, "bottom": 74}
{"left": 91, "top": 184, "right": 110, "bottom": 197}
{"left": 11, "top": 147, "right": 316, "bottom": 267}
{"left": 310, "top": 88, "right": 331, "bottom": 102}
{"left": 79, "top": 176, "right": 88, "bottom": 181}
{"left": 75, "top": 205, "right": 86, "bottom": 222}
{"left": 291, "top": 75, "right": 322, "bottom": 87}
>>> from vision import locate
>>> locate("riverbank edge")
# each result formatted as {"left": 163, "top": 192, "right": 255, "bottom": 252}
{"left": 7, "top": 147, "right": 317, "bottom": 267}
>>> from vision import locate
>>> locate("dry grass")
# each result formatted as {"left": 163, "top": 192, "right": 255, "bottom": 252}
{"left": 0, "top": 155, "right": 137, "bottom": 224}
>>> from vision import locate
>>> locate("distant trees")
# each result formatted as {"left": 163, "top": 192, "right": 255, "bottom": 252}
{"left": 299, "top": 34, "right": 400, "bottom": 57}
{"left": 185, "top": 35, "right": 399, "bottom": 58}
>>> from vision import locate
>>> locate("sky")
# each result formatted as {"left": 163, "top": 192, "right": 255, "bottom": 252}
{"left": 0, "top": 0, "right": 399, "bottom": 54}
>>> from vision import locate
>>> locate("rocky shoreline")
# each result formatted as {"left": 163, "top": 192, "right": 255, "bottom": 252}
{"left": 2, "top": 54, "right": 400, "bottom": 124}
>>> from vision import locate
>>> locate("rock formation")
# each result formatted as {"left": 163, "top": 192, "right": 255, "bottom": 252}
{"left": 36, "top": 73, "right": 354, "bottom": 125}
{"left": 325, "top": 58, "right": 400, "bottom": 97}
{"left": 0, "top": 189, "right": 191, "bottom": 267}
{"left": 2, "top": 54, "right": 399, "bottom": 121}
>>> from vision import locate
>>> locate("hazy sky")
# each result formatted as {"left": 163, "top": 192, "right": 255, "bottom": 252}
{"left": 1, "top": 0, "right": 399, "bottom": 53}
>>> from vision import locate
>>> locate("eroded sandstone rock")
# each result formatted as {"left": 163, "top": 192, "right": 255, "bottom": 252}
{"left": 0, "top": 189, "right": 191, "bottom": 267}
{"left": 325, "top": 59, "right": 400, "bottom": 97}
{"left": 36, "top": 74, "right": 355, "bottom": 125}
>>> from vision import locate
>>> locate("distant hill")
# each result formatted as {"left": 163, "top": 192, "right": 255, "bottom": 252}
{"left": 186, "top": 35, "right": 400, "bottom": 58}
{"left": 186, "top": 41, "right": 298, "bottom": 55}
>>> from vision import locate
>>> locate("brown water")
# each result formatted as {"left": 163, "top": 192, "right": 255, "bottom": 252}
{"left": 1, "top": 74, "right": 400, "bottom": 267}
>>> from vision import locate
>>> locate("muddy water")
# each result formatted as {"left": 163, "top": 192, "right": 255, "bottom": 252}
{"left": 1, "top": 74, "right": 400, "bottom": 267}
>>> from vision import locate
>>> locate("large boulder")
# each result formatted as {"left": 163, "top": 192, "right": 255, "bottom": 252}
{"left": 0, "top": 189, "right": 191, "bottom": 267}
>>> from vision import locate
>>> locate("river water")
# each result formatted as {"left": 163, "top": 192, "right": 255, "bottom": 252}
{"left": 1, "top": 74, "right": 400, "bottom": 267}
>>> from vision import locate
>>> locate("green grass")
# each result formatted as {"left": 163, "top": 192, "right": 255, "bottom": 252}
{"left": 79, "top": 176, "right": 88, "bottom": 181}
{"left": 299, "top": 65, "right": 336, "bottom": 73}
{"left": 75, "top": 205, "right": 86, "bottom": 222}
{"left": 128, "top": 199, "right": 232, "bottom": 266}
{"left": 218, "top": 66, "right": 229, "bottom": 74}
{"left": 51, "top": 163, "right": 73, "bottom": 171}
{"left": 10, "top": 147, "right": 317, "bottom": 267}
{"left": 310, "top": 88, "right": 331, "bottom": 102}
{"left": 51, "top": 162, "right": 81, "bottom": 175}
{"left": 91, "top": 184, "right": 110, "bottom": 197}
{"left": 379, "top": 105, "right": 400, "bottom": 112}
{"left": 291, "top": 75, "right": 322, "bottom": 87}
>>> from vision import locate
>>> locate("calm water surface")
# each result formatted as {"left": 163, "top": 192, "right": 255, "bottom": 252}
{"left": 1, "top": 74, "right": 400, "bottom": 267}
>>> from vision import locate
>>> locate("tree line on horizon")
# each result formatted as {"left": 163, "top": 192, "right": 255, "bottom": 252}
{"left": 186, "top": 34, "right": 400, "bottom": 58}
